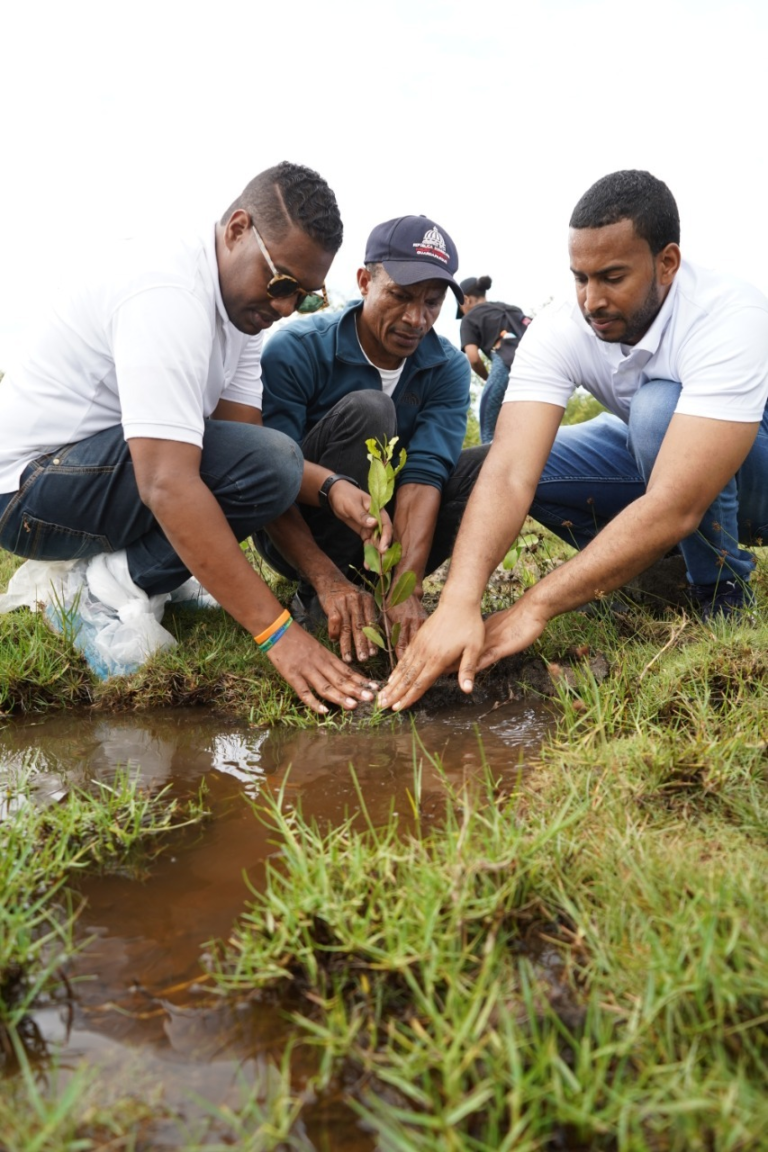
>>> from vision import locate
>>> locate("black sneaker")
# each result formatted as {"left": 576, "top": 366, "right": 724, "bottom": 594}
{"left": 688, "top": 579, "right": 755, "bottom": 622}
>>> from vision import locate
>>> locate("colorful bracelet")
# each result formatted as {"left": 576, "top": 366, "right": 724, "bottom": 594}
{"left": 258, "top": 616, "right": 293, "bottom": 652}
{"left": 254, "top": 608, "right": 291, "bottom": 648}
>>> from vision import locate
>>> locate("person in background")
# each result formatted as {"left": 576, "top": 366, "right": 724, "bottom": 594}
{"left": 457, "top": 276, "right": 531, "bottom": 442}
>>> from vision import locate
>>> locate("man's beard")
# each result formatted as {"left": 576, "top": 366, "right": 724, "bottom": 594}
{"left": 586, "top": 275, "right": 663, "bottom": 345}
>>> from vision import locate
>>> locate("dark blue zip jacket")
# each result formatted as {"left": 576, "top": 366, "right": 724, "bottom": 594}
{"left": 261, "top": 301, "right": 470, "bottom": 489}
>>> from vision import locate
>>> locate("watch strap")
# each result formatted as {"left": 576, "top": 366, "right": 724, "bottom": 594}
{"left": 318, "top": 473, "right": 361, "bottom": 506}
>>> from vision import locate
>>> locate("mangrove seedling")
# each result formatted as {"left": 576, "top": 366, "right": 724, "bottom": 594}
{"left": 361, "top": 436, "right": 416, "bottom": 669}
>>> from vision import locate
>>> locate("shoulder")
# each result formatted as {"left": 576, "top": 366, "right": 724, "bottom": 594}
{"left": 107, "top": 232, "right": 214, "bottom": 297}
{"left": 435, "top": 332, "right": 466, "bottom": 364}
{"left": 667, "top": 260, "right": 768, "bottom": 351}
{"left": 262, "top": 308, "right": 343, "bottom": 367}
{"left": 263, "top": 304, "right": 353, "bottom": 355}
{"left": 413, "top": 330, "right": 468, "bottom": 378}
{"left": 674, "top": 259, "right": 768, "bottom": 318}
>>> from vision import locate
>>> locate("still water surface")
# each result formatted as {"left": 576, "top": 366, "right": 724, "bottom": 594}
{"left": 0, "top": 701, "right": 550, "bottom": 1147}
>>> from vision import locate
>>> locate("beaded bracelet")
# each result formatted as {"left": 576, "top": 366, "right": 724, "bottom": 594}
{"left": 254, "top": 608, "right": 291, "bottom": 650}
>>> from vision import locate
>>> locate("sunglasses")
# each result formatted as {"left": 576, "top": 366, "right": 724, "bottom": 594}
{"left": 252, "top": 223, "right": 329, "bottom": 315}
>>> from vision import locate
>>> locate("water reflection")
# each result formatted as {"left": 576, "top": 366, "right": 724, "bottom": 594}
{"left": 0, "top": 701, "right": 551, "bottom": 1146}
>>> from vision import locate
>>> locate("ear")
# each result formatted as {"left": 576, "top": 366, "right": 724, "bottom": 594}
{"left": 223, "top": 208, "right": 251, "bottom": 251}
{"left": 656, "top": 242, "right": 681, "bottom": 286}
{"left": 357, "top": 266, "right": 372, "bottom": 297}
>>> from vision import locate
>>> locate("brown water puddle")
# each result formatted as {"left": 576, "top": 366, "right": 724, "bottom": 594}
{"left": 0, "top": 701, "right": 550, "bottom": 1147}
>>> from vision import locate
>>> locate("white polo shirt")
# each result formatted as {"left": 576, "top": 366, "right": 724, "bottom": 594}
{"left": 0, "top": 227, "right": 263, "bottom": 492}
{"left": 504, "top": 259, "right": 768, "bottom": 423}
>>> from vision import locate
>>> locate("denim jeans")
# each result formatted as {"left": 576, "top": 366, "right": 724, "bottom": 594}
{"left": 478, "top": 351, "right": 511, "bottom": 444}
{"left": 254, "top": 390, "right": 490, "bottom": 585}
{"left": 528, "top": 379, "right": 768, "bottom": 587}
{"left": 0, "top": 421, "right": 303, "bottom": 596}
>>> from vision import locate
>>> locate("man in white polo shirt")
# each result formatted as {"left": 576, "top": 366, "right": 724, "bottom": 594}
{"left": 0, "top": 161, "right": 383, "bottom": 714}
{"left": 380, "top": 169, "right": 768, "bottom": 711}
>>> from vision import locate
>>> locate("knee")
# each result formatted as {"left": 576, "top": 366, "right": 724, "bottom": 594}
{"left": 628, "top": 379, "right": 681, "bottom": 464}
{"left": 205, "top": 421, "right": 303, "bottom": 509}
{"left": 333, "top": 390, "right": 397, "bottom": 436}
{"left": 258, "top": 426, "right": 304, "bottom": 503}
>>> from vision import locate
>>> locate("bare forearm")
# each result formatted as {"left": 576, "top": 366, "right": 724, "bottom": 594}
{"left": 147, "top": 481, "right": 284, "bottom": 635}
{"left": 524, "top": 490, "right": 695, "bottom": 621}
{"left": 265, "top": 505, "right": 344, "bottom": 592}
{"left": 465, "top": 345, "right": 488, "bottom": 382}
{"left": 439, "top": 465, "right": 531, "bottom": 609}
{"left": 392, "top": 484, "right": 442, "bottom": 595}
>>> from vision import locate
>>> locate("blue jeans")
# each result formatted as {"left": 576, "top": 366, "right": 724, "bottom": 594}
{"left": 0, "top": 422, "right": 303, "bottom": 596}
{"left": 527, "top": 379, "right": 768, "bottom": 587}
{"left": 478, "top": 351, "right": 511, "bottom": 443}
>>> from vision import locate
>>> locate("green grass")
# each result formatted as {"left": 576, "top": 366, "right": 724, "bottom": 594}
{"left": 202, "top": 711, "right": 768, "bottom": 1150}
{"left": 2, "top": 449, "right": 768, "bottom": 1147}
{"left": 198, "top": 592, "right": 768, "bottom": 1150}
{"left": 0, "top": 759, "right": 208, "bottom": 1042}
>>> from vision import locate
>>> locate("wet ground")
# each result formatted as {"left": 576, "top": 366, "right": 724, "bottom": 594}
{"left": 0, "top": 701, "right": 551, "bottom": 1147}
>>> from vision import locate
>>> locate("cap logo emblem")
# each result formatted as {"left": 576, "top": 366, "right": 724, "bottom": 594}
{"left": 412, "top": 226, "right": 449, "bottom": 265}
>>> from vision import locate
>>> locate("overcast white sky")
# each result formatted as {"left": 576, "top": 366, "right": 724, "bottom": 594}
{"left": 1, "top": 0, "right": 767, "bottom": 366}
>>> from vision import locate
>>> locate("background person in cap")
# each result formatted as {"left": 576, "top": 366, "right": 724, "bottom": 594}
{"left": 257, "top": 214, "right": 488, "bottom": 665}
{"left": 457, "top": 277, "right": 531, "bottom": 443}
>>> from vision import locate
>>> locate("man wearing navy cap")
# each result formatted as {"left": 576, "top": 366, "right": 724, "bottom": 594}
{"left": 256, "top": 215, "right": 488, "bottom": 665}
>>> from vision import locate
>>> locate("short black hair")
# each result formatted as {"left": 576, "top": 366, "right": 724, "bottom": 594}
{"left": 569, "top": 170, "right": 680, "bottom": 254}
{"left": 221, "top": 161, "right": 343, "bottom": 253}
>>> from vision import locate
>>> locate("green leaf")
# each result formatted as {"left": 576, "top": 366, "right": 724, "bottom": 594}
{"left": 381, "top": 542, "right": 402, "bottom": 574}
{"left": 390, "top": 622, "right": 401, "bottom": 649}
{"left": 388, "top": 569, "right": 416, "bottom": 608}
{"left": 365, "top": 438, "right": 382, "bottom": 460}
{"left": 383, "top": 435, "right": 400, "bottom": 460}
{"left": 382, "top": 473, "right": 396, "bottom": 507}
{"left": 364, "top": 544, "right": 382, "bottom": 574}
{"left": 362, "top": 626, "right": 386, "bottom": 649}
{"left": 368, "top": 458, "right": 388, "bottom": 511}
{"left": 391, "top": 447, "right": 407, "bottom": 478}
{"left": 502, "top": 546, "right": 520, "bottom": 571}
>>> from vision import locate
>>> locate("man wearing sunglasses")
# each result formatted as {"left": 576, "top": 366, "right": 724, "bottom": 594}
{"left": 0, "top": 162, "right": 386, "bottom": 714}
{"left": 256, "top": 215, "right": 488, "bottom": 665}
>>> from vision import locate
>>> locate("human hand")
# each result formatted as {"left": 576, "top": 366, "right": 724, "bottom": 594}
{"left": 265, "top": 623, "right": 378, "bottom": 715}
{"left": 476, "top": 597, "right": 548, "bottom": 670}
{"left": 327, "top": 481, "right": 393, "bottom": 556}
{"left": 377, "top": 603, "right": 486, "bottom": 712}
{"left": 316, "top": 577, "right": 379, "bottom": 663}
{"left": 385, "top": 593, "right": 428, "bottom": 661}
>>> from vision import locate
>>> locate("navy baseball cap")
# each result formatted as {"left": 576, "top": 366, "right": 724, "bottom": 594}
{"left": 364, "top": 215, "right": 463, "bottom": 303}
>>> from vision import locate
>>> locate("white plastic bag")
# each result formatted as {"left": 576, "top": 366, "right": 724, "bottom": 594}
{"left": 0, "top": 552, "right": 217, "bottom": 680}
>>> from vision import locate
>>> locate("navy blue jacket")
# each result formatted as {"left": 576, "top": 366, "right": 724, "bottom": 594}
{"left": 261, "top": 301, "right": 470, "bottom": 489}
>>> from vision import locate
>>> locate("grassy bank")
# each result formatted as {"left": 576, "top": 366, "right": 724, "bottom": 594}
{"left": 0, "top": 544, "right": 321, "bottom": 722}
{"left": 205, "top": 606, "right": 768, "bottom": 1150}
{"left": 1, "top": 762, "right": 208, "bottom": 1045}
{"left": 1, "top": 573, "right": 766, "bottom": 1147}
{"left": 1, "top": 447, "right": 767, "bottom": 1146}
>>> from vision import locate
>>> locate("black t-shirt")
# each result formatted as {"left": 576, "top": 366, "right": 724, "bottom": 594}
{"left": 459, "top": 301, "right": 527, "bottom": 357}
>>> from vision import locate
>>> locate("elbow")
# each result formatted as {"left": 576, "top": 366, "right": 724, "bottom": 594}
{"left": 135, "top": 473, "right": 178, "bottom": 518}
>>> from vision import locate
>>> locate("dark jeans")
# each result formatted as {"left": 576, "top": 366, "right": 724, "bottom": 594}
{"left": 255, "top": 391, "right": 489, "bottom": 586}
{"left": 0, "top": 421, "right": 303, "bottom": 596}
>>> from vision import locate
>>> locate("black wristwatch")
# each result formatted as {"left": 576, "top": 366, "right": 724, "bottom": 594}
{"left": 318, "top": 473, "right": 360, "bottom": 507}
